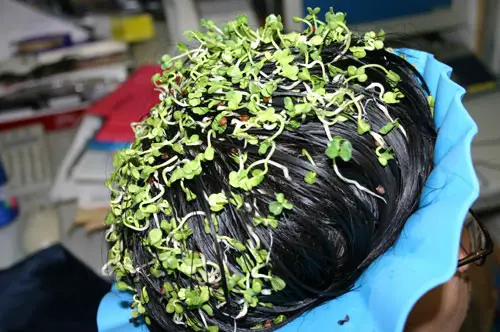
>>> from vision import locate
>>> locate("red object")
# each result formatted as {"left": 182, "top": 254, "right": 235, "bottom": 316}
{"left": 219, "top": 117, "right": 228, "bottom": 126}
{"left": 88, "top": 65, "right": 162, "bottom": 143}
{"left": 0, "top": 65, "right": 162, "bottom": 140}
{"left": 9, "top": 197, "right": 18, "bottom": 209}
{"left": 376, "top": 185, "right": 386, "bottom": 195}
{"left": 0, "top": 108, "right": 85, "bottom": 132}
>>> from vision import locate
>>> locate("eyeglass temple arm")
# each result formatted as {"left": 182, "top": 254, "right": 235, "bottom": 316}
{"left": 457, "top": 210, "right": 493, "bottom": 268}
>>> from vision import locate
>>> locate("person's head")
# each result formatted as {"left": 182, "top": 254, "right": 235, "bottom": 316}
{"left": 105, "top": 9, "right": 439, "bottom": 332}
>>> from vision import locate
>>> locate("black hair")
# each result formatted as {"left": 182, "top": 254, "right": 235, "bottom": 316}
{"left": 120, "top": 41, "right": 436, "bottom": 332}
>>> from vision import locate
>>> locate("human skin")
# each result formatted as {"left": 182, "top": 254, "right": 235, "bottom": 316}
{"left": 405, "top": 229, "right": 472, "bottom": 332}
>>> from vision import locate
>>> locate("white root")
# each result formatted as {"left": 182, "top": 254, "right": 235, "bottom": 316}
{"left": 333, "top": 162, "right": 387, "bottom": 203}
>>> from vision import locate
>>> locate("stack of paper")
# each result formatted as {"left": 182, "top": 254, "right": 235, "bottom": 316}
{"left": 50, "top": 65, "right": 162, "bottom": 208}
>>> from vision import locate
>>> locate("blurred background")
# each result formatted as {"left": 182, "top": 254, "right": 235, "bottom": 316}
{"left": 1, "top": 0, "right": 500, "bottom": 330}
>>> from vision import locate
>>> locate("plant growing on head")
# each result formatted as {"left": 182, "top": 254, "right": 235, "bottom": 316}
{"left": 104, "top": 7, "right": 435, "bottom": 332}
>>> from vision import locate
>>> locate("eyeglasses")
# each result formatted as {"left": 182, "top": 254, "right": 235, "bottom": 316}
{"left": 457, "top": 209, "right": 493, "bottom": 268}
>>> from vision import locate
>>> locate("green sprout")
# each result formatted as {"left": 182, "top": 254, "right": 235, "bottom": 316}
{"left": 204, "top": 146, "right": 215, "bottom": 161}
{"left": 181, "top": 182, "right": 197, "bottom": 201}
{"left": 350, "top": 46, "right": 367, "bottom": 59}
{"left": 229, "top": 169, "right": 264, "bottom": 191}
{"left": 301, "top": 149, "right": 317, "bottom": 184}
{"left": 326, "top": 136, "right": 353, "bottom": 162}
{"left": 357, "top": 118, "right": 371, "bottom": 134}
{"left": 376, "top": 146, "right": 395, "bottom": 166}
{"left": 230, "top": 193, "right": 244, "bottom": 210}
{"left": 379, "top": 120, "right": 399, "bottom": 135}
{"left": 383, "top": 91, "right": 405, "bottom": 104}
{"left": 270, "top": 275, "right": 286, "bottom": 291}
{"left": 428, "top": 95, "right": 435, "bottom": 118}
{"left": 148, "top": 229, "right": 163, "bottom": 247}
{"left": 269, "top": 193, "right": 293, "bottom": 215}
{"left": 253, "top": 215, "right": 279, "bottom": 228}
{"left": 304, "top": 171, "right": 317, "bottom": 184}
{"left": 386, "top": 70, "right": 401, "bottom": 84}
{"left": 208, "top": 192, "right": 228, "bottom": 212}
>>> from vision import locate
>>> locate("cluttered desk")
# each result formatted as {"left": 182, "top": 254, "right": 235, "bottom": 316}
{"left": 466, "top": 93, "right": 500, "bottom": 212}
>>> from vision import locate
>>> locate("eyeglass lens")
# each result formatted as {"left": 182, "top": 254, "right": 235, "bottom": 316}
{"left": 463, "top": 212, "right": 488, "bottom": 265}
